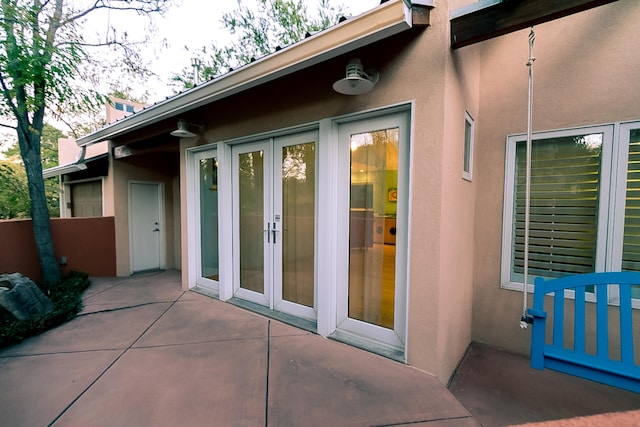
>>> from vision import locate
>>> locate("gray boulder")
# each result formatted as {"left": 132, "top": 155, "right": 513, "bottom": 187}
{"left": 0, "top": 273, "right": 55, "bottom": 321}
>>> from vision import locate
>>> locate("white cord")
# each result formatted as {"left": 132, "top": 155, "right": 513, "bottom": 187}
{"left": 521, "top": 27, "right": 535, "bottom": 330}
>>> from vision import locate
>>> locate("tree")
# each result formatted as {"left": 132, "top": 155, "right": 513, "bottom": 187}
{"left": 172, "top": 0, "right": 345, "bottom": 89}
{"left": 0, "top": 0, "right": 170, "bottom": 288}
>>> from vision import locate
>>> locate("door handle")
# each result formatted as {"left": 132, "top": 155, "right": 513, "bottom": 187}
{"left": 272, "top": 222, "right": 278, "bottom": 244}
{"left": 265, "top": 223, "right": 271, "bottom": 243}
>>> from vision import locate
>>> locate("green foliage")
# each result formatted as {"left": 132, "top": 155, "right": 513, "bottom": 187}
{"left": 0, "top": 271, "right": 90, "bottom": 348}
{"left": 0, "top": 160, "right": 29, "bottom": 218}
{"left": 0, "top": 123, "right": 63, "bottom": 218}
{"left": 172, "top": 0, "right": 345, "bottom": 90}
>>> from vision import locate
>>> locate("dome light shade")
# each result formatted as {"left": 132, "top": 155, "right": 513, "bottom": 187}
{"left": 170, "top": 120, "right": 201, "bottom": 138}
{"left": 333, "top": 58, "right": 379, "bottom": 95}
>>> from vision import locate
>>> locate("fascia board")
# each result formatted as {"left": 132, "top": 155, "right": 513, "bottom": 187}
{"left": 450, "top": 0, "right": 501, "bottom": 19}
{"left": 43, "top": 162, "right": 87, "bottom": 179}
{"left": 77, "top": 0, "right": 413, "bottom": 147}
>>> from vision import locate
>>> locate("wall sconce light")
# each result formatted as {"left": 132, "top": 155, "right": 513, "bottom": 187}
{"left": 333, "top": 58, "right": 379, "bottom": 95}
{"left": 170, "top": 120, "right": 202, "bottom": 138}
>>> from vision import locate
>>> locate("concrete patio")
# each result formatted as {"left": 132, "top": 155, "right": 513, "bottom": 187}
{"left": 0, "top": 270, "right": 638, "bottom": 426}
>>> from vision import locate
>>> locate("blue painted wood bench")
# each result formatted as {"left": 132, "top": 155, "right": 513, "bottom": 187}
{"left": 527, "top": 272, "right": 640, "bottom": 393}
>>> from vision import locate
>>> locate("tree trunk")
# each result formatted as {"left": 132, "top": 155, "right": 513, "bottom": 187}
{"left": 19, "top": 132, "right": 60, "bottom": 289}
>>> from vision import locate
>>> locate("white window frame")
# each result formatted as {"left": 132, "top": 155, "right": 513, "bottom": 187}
{"left": 501, "top": 121, "right": 640, "bottom": 308}
{"left": 463, "top": 111, "right": 475, "bottom": 181}
{"left": 501, "top": 124, "right": 614, "bottom": 292}
{"left": 608, "top": 121, "right": 640, "bottom": 308}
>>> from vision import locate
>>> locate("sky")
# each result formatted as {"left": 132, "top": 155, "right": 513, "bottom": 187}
{"left": 111, "top": 0, "right": 383, "bottom": 101}
{"left": 1, "top": 1, "right": 382, "bottom": 152}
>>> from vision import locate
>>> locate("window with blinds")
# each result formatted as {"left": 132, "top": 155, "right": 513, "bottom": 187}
{"left": 510, "top": 133, "right": 603, "bottom": 283}
{"left": 622, "top": 129, "right": 640, "bottom": 298}
{"left": 503, "top": 123, "right": 640, "bottom": 305}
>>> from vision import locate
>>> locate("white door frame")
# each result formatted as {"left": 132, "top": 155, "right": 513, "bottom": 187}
{"left": 184, "top": 105, "right": 412, "bottom": 359}
{"left": 230, "top": 131, "right": 318, "bottom": 321}
{"left": 332, "top": 110, "right": 410, "bottom": 353}
{"left": 188, "top": 148, "right": 221, "bottom": 293}
{"left": 231, "top": 140, "right": 273, "bottom": 307}
{"left": 128, "top": 180, "right": 165, "bottom": 274}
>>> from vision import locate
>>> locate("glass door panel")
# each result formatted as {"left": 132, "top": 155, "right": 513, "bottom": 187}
{"left": 238, "top": 149, "right": 266, "bottom": 294}
{"left": 199, "top": 156, "right": 219, "bottom": 281}
{"left": 348, "top": 129, "right": 398, "bottom": 329}
{"left": 233, "top": 131, "right": 318, "bottom": 320}
{"left": 274, "top": 139, "right": 316, "bottom": 318}
{"left": 336, "top": 110, "right": 409, "bottom": 353}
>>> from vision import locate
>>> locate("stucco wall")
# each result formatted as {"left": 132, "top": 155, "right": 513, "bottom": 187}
{"left": 111, "top": 152, "right": 180, "bottom": 276}
{"left": 472, "top": 0, "right": 640, "bottom": 355}
{"left": 436, "top": 25, "right": 481, "bottom": 381}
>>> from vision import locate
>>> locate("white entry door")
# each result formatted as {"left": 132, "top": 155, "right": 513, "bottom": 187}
{"left": 129, "top": 181, "right": 163, "bottom": 273}
{"left": 232, "top": 131, "right": 317, "bottom": 321}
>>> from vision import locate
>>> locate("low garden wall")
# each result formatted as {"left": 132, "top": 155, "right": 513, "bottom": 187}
{"left": 0, "top": 217, "right": 117, "bottom": 283}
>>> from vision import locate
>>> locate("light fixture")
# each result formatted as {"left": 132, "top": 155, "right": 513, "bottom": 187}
{"left": 170, "top": 120, "right": 202, "bottom": 138}
{"left": 333, "top": 58, "right": 379, "bottom": 95}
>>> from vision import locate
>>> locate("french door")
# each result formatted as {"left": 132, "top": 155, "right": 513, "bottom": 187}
{"left": 232, "top": 131, "right": 317, "bottom": 321}
{"left": 335, "top": 111, "right": 409, "bottom": 351}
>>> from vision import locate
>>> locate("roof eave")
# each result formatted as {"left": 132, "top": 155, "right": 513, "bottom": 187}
{"left": 76, "top": 0, "right": 415, "bottom": 147}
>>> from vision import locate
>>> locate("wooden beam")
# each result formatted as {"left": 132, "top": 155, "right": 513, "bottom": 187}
{"left": 451, "top": 0, "right": 619, "bottom": 49}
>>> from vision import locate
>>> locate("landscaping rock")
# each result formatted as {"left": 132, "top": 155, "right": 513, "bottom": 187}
{"left": 0, "top": 273, "right": 54, "bottom": 321}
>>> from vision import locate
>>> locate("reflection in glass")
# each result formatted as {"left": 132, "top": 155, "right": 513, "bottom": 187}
{"left": 623, "top": 129, "right": 640, "bottom": 299}
{"left": 282, "top": 143, "right": 315, "bottom": 307}
{"left": 348, "top": 128, "right": 399, "bottom": 329}
{"left": 200, "top": 157, "right": 219, "bottom": 280}
{"left": 511, "top": 134, "right": 602, "bottom": 283}
{"left": 239, "top": 151, "right": 265, "bottom": 293}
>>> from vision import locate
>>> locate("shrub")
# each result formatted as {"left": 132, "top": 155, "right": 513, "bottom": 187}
{"left": 0, "top": 271, "right": 90, "bottom": 348}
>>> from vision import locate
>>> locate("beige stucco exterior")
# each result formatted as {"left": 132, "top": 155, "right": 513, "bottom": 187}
{"left": 65, "top": 0, "right": 640, "bottom": 385}
{"left": 471, "top": 0, "right": 640, "bottom": 356}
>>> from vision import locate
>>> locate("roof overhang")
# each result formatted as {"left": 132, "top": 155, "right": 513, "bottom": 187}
{"left": 77, "top": 0, "right": 422, "bottom": 147}
{"left": 42, "top": 151, "right": 109, "bottom": 179}
{"left": 43, "top": 162, "right": 87, "bottom": 179}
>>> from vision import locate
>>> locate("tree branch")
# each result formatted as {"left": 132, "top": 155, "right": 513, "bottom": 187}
{"left": 64, "top": 0, "right": 168, "bottom": 26}
{"left": 0, "top": 122, "right": 17, "bottom": 130}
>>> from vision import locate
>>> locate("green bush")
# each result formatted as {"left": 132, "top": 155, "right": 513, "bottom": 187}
{"left": 0, "top": 271, "right": 90, "bottom": 348}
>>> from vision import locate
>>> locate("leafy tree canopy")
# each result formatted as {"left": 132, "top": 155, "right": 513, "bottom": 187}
{"left": 0, "top": 123, "right": 65, "bottom": 219}
{"left": 172, "top": 0, "right": 345, "bottom": 90}
{"left": 0, "top": 0, "right": 170, "bottom": 287}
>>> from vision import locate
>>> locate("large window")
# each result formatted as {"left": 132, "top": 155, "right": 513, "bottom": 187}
{"left": 502, "top": 121, "right": 640, "bottom": 302}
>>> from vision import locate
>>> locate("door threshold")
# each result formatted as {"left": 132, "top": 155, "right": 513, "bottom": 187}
{"left": 228, "top": 297, "right": 317, "bottom": 334}
{"left": 191, "top": 286, "right": 219, "bottom": 299}
{"left": 329, "top": 330, "right": 405, "bottom": 363}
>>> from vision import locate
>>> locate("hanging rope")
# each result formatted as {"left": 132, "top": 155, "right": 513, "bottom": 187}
{"left": 521, "top": 27, "right": 535, "bottom": 330}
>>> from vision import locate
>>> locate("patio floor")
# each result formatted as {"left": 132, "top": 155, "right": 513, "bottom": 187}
{"left": 0, "top": 270, "right": 638, "bottom": 426}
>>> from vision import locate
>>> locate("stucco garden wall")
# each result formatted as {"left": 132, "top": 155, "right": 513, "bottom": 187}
{"left": 0, "top": 217, "right": 117, "bottom": 283}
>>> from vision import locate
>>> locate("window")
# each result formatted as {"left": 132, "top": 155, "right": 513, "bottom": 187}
{"left": 463, "top": 112, "right": 474, "bottom": 181}
{"left": 502, "top": 121, "right": 640, "bottom": 303}
{"left": 115, "top": 102, "right": 124, "bottom": 111}
{"left": 126, "top": 104, "right": 135, "bottom": 113}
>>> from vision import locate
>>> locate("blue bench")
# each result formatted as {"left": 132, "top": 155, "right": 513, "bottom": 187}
{"left": 527, "top": 272, "right": 640, "bottom": 393}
